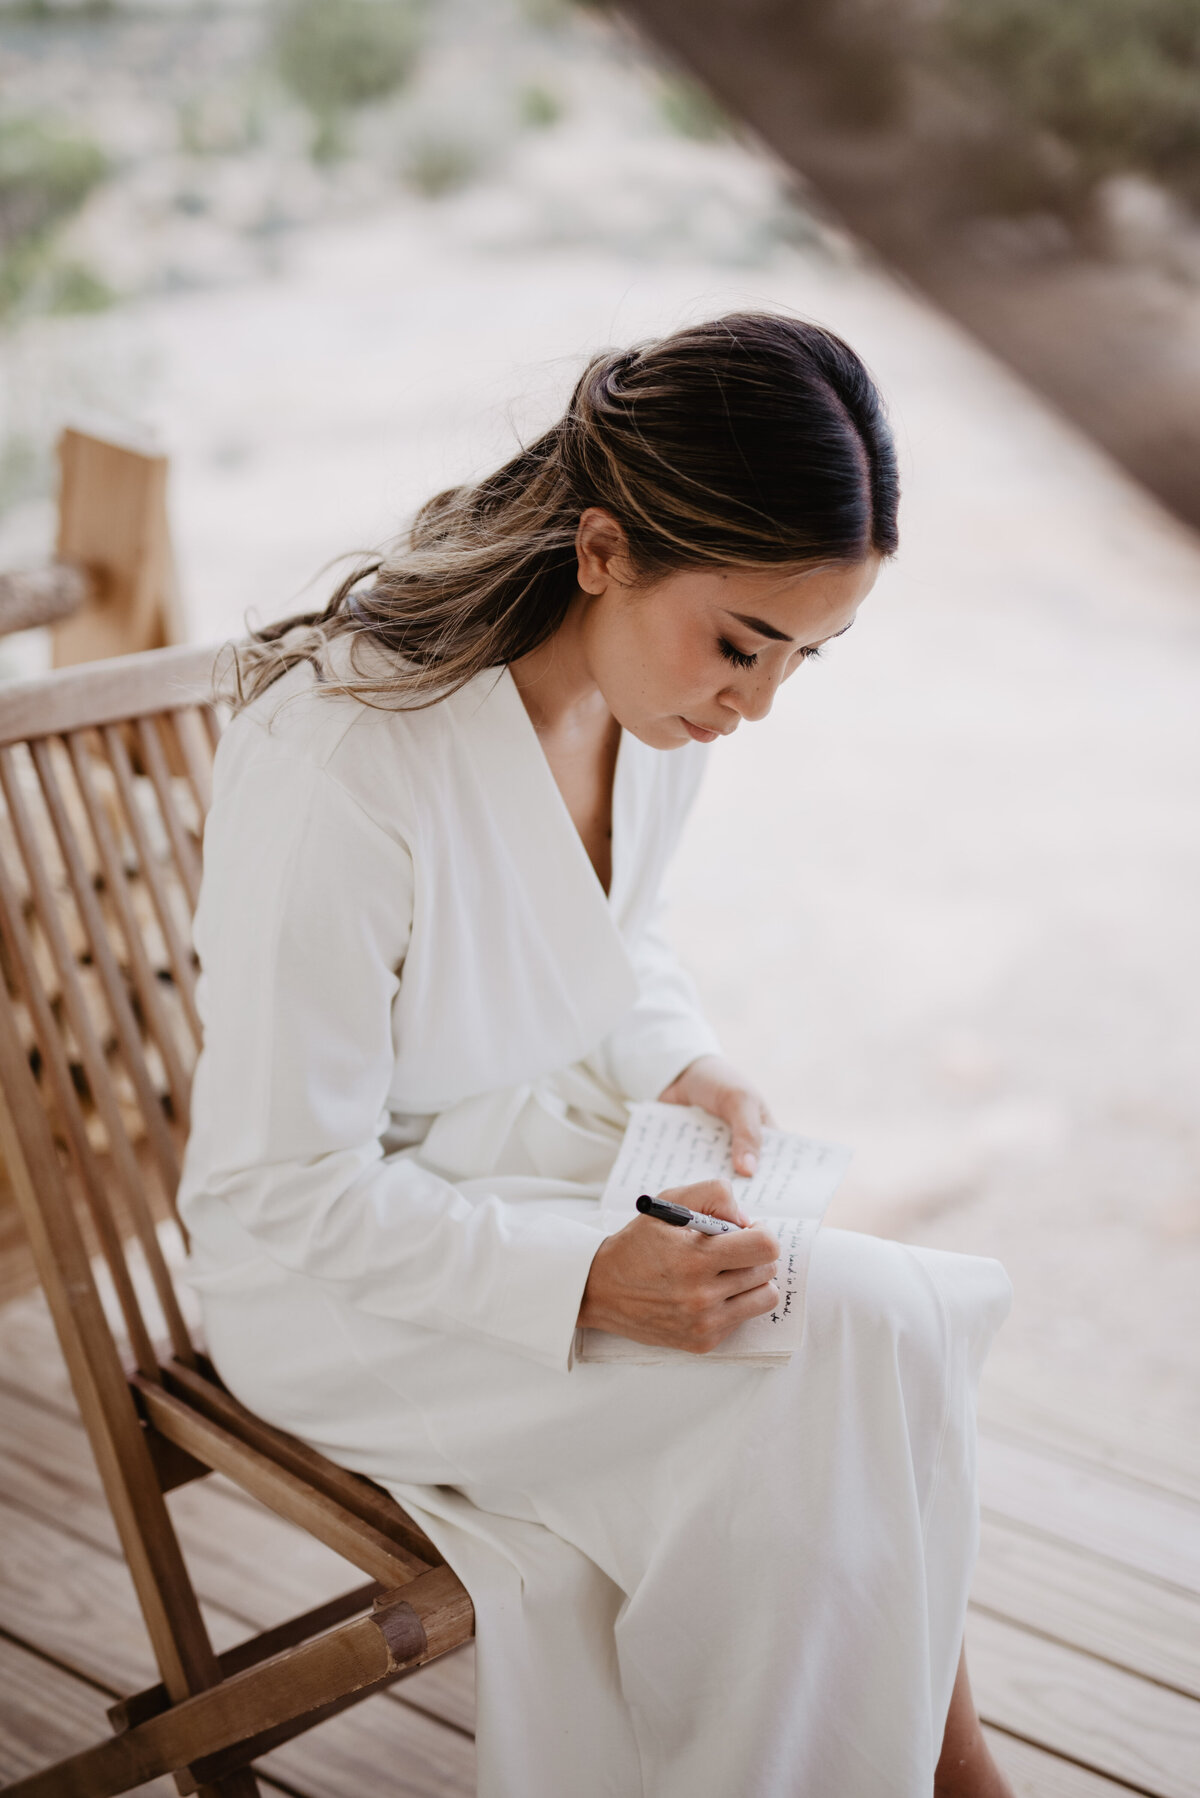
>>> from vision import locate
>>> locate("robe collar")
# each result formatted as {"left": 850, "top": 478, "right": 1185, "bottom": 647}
{"left": 378, "top": 658, "right": 645, "bottom": 1112}
{"left": 451, "top": 662, "right": 641, "bottom": 1010}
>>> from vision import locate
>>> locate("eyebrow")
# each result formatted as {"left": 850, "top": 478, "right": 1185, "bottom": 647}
{"left": 728, "top": 612, "right": 856, "bottom": 647}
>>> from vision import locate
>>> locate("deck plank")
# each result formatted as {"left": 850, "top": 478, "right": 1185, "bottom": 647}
{"left": 973, "top": 1514, "right": 1200, "bottom": 1698}
{"left": 0, "top": 1284, "right": 120, "bottom": 1416}
{"left": 258, "top": 1702, "right": 474, "bottom": 1798}
{"left": 0, "top": 1628, "right": 471, "bottom": 1798}
{"left": 969, "top": 1610, "right": 1200, "bottom": 1798}
{"left": 0, "top": 1635, "right": 197, "bottom": 1795}
{"left": 0, "top": 1378, "right": 356, "bottom": 1621}
{"left": 984, "top": 1727, "right": 1157, "bottom": 1797}
{"left": 4, "top": 1283, "right": 1199, "bottom": 1797}
{"left": 980, "top": 1432, "right": 1200, "bottom": 1593}
{"left": 981, "top": 1374, "right": 1200, "bottom": 1509}
{"left": 0, "top": 1482, "right": 475, "bottom": 1796}
{"left": 0, "top": 1476, "right": 477, "bottom": 1739}
{"left": 0, "top": 1380, "right": 478, "bottom": 1749}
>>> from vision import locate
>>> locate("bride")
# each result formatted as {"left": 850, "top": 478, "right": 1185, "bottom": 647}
{"left": 179, "top": 310, "right": 1014, "bottom": 1797}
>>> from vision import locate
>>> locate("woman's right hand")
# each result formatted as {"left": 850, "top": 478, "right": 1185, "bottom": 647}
{"left": 577, "top": 1179, "right": 781, "bottom": 1355}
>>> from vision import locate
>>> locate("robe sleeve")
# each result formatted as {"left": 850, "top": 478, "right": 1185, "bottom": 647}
{"left": 179, "top": 724, "right": 605, "bottom": 1375}
{"left": 597, "top": 901, "right": 723, "bottom": 1102}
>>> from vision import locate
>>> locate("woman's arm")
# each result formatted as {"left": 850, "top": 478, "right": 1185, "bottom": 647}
{"left": 597, "top": 901, "right": 722, "bottom": 1100}
{"left": 180, "top": 724, "right": 603, "bottom": 1374}
{"left": 599, "top": 905, "right": 773, "bottom": 1173}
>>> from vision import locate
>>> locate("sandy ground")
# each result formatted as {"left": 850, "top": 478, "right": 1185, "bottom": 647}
{"left": 1, "top": 190, "right": 1198, "bottom": 1439}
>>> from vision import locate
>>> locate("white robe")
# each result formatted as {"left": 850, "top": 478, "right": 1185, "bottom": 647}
{"left": 178, "top": 639, "right": 1012, "bottom": 1797}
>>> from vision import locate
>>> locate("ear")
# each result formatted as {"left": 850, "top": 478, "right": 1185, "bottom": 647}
{"left": 576, "top": 507, "right": 634, "bottom": 595}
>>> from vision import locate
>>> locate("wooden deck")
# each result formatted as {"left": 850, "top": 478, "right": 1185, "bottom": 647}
{"left": 1, "top": 1282, "right": 1197, "bottom": 1796}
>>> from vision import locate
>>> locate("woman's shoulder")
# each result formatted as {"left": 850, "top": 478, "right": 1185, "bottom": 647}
{"left": 217, "top": 639, "right": 410, "bottom": 833}
{"left": 216, "top": 631, "right": 488, "bottom": 839}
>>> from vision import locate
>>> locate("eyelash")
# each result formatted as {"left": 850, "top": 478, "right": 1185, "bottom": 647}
{"left": 717, "top": 638, "right": 823, "bottom": 669}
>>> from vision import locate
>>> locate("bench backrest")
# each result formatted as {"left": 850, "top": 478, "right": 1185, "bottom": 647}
{"left": 0, "top": 643, "right": 223, "bottom": 1381}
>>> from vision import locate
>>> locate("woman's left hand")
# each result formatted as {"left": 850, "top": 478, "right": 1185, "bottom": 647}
{"left": 657, "top": 1054, "right": 776, "bottom": 1181}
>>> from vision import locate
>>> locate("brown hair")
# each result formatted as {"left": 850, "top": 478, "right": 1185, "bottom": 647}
{"left": 218, "top": 310, "right": 898, "bottom": 714}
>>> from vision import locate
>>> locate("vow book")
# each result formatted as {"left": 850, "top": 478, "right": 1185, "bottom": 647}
{"left": 575, "top": 1103, "right": 851, "bottom": 1367}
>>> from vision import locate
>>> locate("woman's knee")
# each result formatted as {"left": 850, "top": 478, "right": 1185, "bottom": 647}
{"left": 805, "top": 1227, "right": 950, "bottom": 1379}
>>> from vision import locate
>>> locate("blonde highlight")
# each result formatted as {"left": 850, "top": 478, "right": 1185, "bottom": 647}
{"left": 216, "top": 313, "right": 899, "bottom": 716}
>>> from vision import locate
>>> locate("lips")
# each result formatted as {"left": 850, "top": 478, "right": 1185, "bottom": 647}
{"left": 682, "top": 718, "right": 722, "bottom": 743}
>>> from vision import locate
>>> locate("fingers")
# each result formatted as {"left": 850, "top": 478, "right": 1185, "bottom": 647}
{"left": 712, "top": 1221, "right": 779, "bottom": 1268}
{"left": 716, "top": 1277, "right": 781, "bottom": 1332}
{"left": 722, "top": 1087, "right": 767, "bottom": 1177}
{"left": 716, "top": 1260, "right": 779, "bottom": 1298}
{"left": 690, "top": 1275, "right": 780, "bottom": 1353}
{"left": 663, "top": 1177, "right": 743, "bottom": 1225}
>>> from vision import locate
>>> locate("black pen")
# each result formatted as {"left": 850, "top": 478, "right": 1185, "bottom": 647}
{"left": 635, "top": 1193, "right": 743, "bottom": 1236}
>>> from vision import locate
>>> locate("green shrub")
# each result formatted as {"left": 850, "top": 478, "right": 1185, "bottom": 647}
{"left": 0, "top": 116, "right": 108, "bottom": 252}
{"left": 275, "top": 0, "right": 422, "bottom": 157}
{"left": 658, "top": 73, "right": 730, "bottom": 142}
{"left": 943, "top": 0, "right": 1200, "bottom": 202}
{"left": 403, "top": 134, "right": 478, "bottom": 197}
{"left": 518, "top": 82, "right": 563, "bottom": 129}
{"left": 46, "top": 260, "right": 114, "bottom": 314}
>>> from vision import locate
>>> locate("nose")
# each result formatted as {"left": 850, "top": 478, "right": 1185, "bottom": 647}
{"left": 721, "top": 668, "right": 778, "bottom": 724}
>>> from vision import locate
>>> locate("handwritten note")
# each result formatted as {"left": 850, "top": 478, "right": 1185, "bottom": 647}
{"left": 600, "top": 1103, "right": 851, "bottom": 1221}
{"left": 576, "top": 1104, "right": 851, "bottom": 1368}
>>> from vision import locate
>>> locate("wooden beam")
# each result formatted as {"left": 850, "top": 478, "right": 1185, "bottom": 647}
{"left": 0, "top": 1479, "right": 479, "bottom": 1780}
{"left": 0, "top": 641, "right": 220, "bottom": 747}
{"left": 51, "top": 426, "right": 184, "bottom": 667}
{"left": 0, "top": 564, "right": 88, "bottom": 638}
{"left": 132, "top": 1378, "right": 435, "bottom": 1591}
{"left": 1, "top": 1566, "right": 467, "bottom": 1798}
{"left": 109, "top": 1584, "right": 384, "bottom": 1733}
{"left": 161, "top": 1357, "right": 441, "bottom": 1566}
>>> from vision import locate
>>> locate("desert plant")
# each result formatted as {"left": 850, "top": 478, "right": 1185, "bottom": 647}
{"left": 943, "top": 0, "right": 1200, "bottom": 204}
{"left": 46, "top": 259, "right": 114, "bottom": 313}
{"left": 658, "top": 73, "right": 731, "bottom": 141}
{"left": 404, "top": 134, "right": 478, "bottom": 197}
{"left": 274, "top": 0, "right": 423, "bottom": 160}
{"left": 0, "top": 116, "right": 107, "bottom": 252}
{"left": 518, "top": 82, "right": 563, "bottom": 129}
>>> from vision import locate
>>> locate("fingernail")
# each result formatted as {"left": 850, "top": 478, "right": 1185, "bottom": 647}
{"left": 741, "top": 1153, "right": 757, "bottom": 1175}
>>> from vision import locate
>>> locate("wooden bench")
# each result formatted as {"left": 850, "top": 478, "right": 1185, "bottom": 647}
{"left": 0, "top": 644, "right": 473, "bottom": 1798}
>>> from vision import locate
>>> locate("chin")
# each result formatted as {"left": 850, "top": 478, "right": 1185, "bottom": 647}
{"left": 623, "top": 716, "right": 691, "bottom": 751}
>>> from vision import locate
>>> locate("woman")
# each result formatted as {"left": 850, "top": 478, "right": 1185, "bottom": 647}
{"left": 179, "top": 312, "right": 1014, "bottom": 1797}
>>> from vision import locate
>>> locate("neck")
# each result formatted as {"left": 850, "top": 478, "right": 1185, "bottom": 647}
{"left": 509, "top": 592, "right": 607, "bottom": 734}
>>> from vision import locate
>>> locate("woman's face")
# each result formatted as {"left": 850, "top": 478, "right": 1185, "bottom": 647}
{"left": 576, "top": 509, "right": 881, "bottom": 750}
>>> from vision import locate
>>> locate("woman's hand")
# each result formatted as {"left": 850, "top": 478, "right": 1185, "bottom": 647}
{"left": 577, "top": 1179, "right": 780, "bottom": 1354}
{"left": 657, "top": 1054, "right": 776, "bottom": 1178}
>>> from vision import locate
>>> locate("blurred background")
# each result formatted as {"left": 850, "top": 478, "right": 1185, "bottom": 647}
{"left": 1, "top": 0, "right": 1197, "bottom": 1441}
{"left": 1, "top": 3, "right": 1199, "bottom": 1790}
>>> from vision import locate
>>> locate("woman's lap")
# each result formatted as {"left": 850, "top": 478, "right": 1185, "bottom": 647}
{"left": 199, "top": 1224, "right": 1010, "bottom": 1572}
{"left": 200, "top": 1225, "right": 1011, "bottom": 1797}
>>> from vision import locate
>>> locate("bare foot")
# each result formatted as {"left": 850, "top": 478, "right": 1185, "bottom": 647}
{"left": 935, "top": 1646, "right": 1016, "bottom": 1798}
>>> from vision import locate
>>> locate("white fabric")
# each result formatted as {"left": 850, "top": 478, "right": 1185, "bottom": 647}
{"left": 178, "top": 640, "right": 1012, "bottom": 1797}
{"left": 179, "top": 642, "right": 720, "bottom": 1372}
